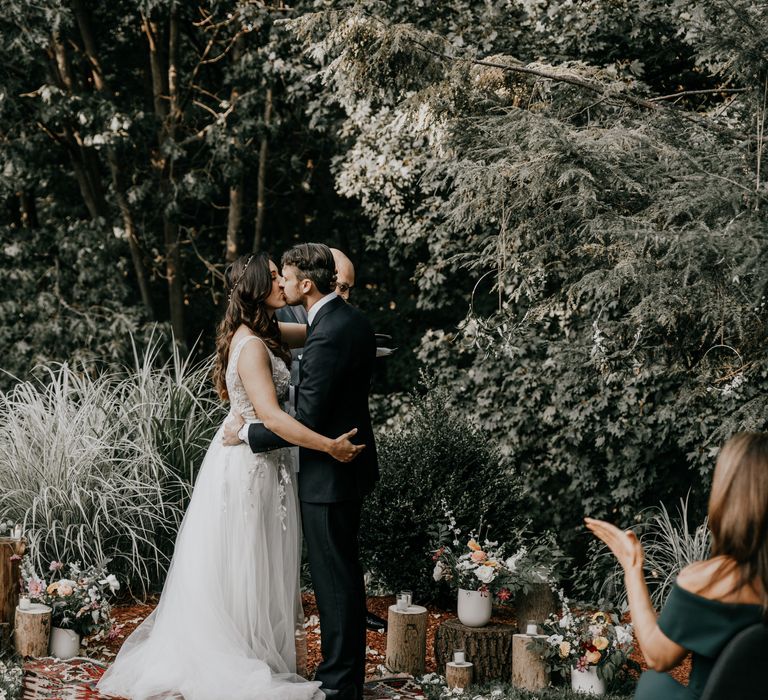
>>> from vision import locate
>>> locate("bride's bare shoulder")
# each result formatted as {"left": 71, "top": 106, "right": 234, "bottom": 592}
{"left": 677, "top": 557, "right": 762, "bottom": 603}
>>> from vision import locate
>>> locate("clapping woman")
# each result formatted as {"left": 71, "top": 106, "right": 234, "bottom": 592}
{"left": 586, "top": 432, "right": 767, "bottom": 699}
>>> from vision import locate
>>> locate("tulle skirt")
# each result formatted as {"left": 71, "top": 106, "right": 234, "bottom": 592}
{"left": 98, "top": 425, "right": 321, "bottom": 700}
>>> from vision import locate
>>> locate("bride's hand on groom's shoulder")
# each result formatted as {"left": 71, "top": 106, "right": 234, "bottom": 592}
{"left": 222, "top": 412, "right": 245, "bottom": 446}
{"left": 328, "top": 428, "right": 365, "bottom": 463}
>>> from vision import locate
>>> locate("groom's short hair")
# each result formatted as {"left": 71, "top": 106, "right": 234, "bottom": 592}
{"left": 282, "top": 243, "right": 337, "bottom": 294}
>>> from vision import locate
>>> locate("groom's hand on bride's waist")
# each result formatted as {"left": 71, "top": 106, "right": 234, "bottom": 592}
{"left": 222, "top": 411, "right": 245, "bottom": 446}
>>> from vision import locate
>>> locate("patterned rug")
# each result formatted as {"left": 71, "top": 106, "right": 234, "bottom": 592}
{"left": 21, "top": 657, "right": 425, "bottom": 700}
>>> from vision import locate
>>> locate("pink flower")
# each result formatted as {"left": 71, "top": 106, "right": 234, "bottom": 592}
{"left": 49, "top": 561, "right": 64, "bottom": 572}
{"left": 9, "top": 554, "right": 21, "bottom": 562}
{"left": 470, "top": 550, "right": 487, "bottom": 563}
{"left": 27, "top": 579, "right": 44, "bottom": 597}
{"left": 497, "top": 587, "right": 512, "bottom": 602}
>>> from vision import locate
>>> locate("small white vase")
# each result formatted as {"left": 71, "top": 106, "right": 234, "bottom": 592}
{"left": 570, "top": 666, "right": 606, "bottom": 695}
{"left": 457, "top": 588, "right": 492, "bottom": 627}
{"left": 50, "top": 627, "right": 80, "bottom": 660}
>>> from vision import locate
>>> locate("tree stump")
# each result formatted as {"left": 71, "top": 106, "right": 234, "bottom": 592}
{"left": 14, "top": 603, "right": 52, "bottom": 657}
{"left": 514, "top": 583, "right": 556, "bottom": 632}
{"left": 0, "top": 537, "right": 26, "bottom": 627}
{"left": 446, "top": 661, "right": 473, "bottom": 690}
{"left": 434, "top": 618, "right": 516, "bottom": 683}
{"left": 512, "top": 634, "right": 549, "bottom": 691}
{"left": 385, "top": 604, "right": 427, "bottom": 676}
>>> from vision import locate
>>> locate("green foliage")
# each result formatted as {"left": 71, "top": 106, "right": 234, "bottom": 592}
{"left": 0, "top": 337, "right": 222, "bottom": 594}
{"left": 360, "top": 381, "right": 524, "bottom": 599}
{"left": 292, "top": 0, "right": 768, "bottom": 590}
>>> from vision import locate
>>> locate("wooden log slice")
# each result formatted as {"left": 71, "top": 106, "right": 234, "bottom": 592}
{"left": 514, "top": 583, "right": 556, "bottom": 632}
{"left": 0, "top": 537, "right": 26, "bottom": 627}
{"left": 14, "top": 603, "right": 52, "bottom": 658}
{"left": 385, "top": 604, "right": 427, "bottom": 676}
{"left": 446, "top": 661, "right": 473, "bottom": 689}
{"left": 511, "top": 634, "right": 549, "bottom": 691}
{"left": 434, "top": 617, "right": 516, "bottom": 683}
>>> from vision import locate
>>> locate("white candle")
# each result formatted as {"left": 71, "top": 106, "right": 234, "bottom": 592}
{"left": 396, "top": 594, "right": 408, "bottom": 611}
{"left": 453, "top": 650, "right": 466, "bottom": 664}
{"left": 19, "top": 597, "right": 30, "bottom": 610}
{"left": 12, "top": 524, "right": 22, "bottom": 540}
{"left": 402, "top": 590, "right": 412, "bottom": 608}
{"left": 526, "top": 622, "right": 538, "bottom": 635}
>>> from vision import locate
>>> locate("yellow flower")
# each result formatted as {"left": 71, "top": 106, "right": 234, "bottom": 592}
{"left": 46, "top": 582, "right": 59, "bottom": 595}
{"left": 467, "top": 539, "right": 482, "bottom": 552}
{"left": 593, "top": 636, "right": 609, "bottom": 651}
{"left": 591, "top": 612, "right": 608, "bottom": 624}
{"left": 559, "top": 641, "right": 571, "bottom": 657}
{"left": 585, "top": 650, "right": 601, "bottom": 665}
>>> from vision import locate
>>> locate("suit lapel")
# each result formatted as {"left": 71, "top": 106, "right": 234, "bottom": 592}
{"left": 307, "top": 296, "right": 343, "bottom": 337}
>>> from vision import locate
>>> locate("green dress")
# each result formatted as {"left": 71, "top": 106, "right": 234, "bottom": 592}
{"left": 634, "top": 582, "right": 763, "bottom": 699}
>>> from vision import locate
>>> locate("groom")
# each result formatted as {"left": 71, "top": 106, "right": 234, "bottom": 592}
{"left": 226, "top": 242, "right": 379, "bottom": 700}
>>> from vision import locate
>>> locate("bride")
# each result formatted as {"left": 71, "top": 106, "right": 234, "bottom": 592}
{"left": 98, "top": 253, "right": 363, "bottom": 700}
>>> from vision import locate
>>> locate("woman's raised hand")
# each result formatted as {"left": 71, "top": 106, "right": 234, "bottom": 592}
{"left": 585, "top": 517, "right": 644, "bottom": 572}
{"left": 328, "top": 428, "right": 365, "bottom": 463}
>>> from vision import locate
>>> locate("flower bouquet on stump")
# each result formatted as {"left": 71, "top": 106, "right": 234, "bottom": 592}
{"left": 19, "top": 556, "right": 119, "bottom": 659}
{"left": 529, "top": 597, "right": 638, "bottom": 695}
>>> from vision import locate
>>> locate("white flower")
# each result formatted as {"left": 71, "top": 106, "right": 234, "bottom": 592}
{"left": 433, "top": 561, "right": 447, "bottom": 582}
{"left": 92, "top": 610, "right": 100, "bottom": 624}
{"left": 99, "top": 574, "right": 120, "bottom": 593}
{"left": 559, "top": 613, "right": 573, "bottom": 629}
{"left": 546, "top": 634, "right": 564, "bottom": 646}
{"left": 616, "top": 624, "right": 633, "bottom": 646}
{"left": 504, "top": 548, "right": 526, "bottom": 573}
{"left": 474, "top": 565, "right": 496, "bottom": 584}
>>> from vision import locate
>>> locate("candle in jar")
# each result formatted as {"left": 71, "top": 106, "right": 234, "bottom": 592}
{"left": 12, "top": 524, "right": 22, "bottom": 540}
{"left": 401, "top": 590, "right": 412, "bottom": 608}
{"left": 525, "top": 621, "right": 538, "bottom": 635}
{"left": 453, "top": 650, "right": 466, "bottom": 664}
{"left": 396, "top": 594, "right": 408, "bottom": 611}
{"left": 19, "top": 597, "right": 30, "bottom": 610}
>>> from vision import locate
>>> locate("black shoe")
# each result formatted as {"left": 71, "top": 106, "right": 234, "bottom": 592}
{"left": 320, "top": 686, "right": 359, "bottom": 700}
{"left": 365, "top": 610, "right": 387, "bottom": 632}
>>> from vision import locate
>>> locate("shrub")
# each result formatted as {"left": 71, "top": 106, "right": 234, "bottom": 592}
{"left": 360, "top": 381, "right": 524, "bottom": 599}
{"left": 0, "top": 335, "right": 222, "bottom": 595}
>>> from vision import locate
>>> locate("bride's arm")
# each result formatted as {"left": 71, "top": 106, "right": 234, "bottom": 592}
{"left": 237, "top": 340, "right": 363, "bottom": 462}
{"left": 277, "top": 321, "right": 307, "bottom": 349}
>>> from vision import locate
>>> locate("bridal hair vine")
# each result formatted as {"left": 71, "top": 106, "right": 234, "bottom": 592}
{"left": 228, "top": 254, "right": 254, "bottom": 302}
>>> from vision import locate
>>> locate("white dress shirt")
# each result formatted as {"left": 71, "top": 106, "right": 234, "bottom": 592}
{"left": 307, "top": 291, "right": 338, "bottom": 326}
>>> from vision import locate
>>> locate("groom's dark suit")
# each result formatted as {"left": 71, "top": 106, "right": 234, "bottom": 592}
{"left": 247, "top": 295, "right": 378, "bottom": 699}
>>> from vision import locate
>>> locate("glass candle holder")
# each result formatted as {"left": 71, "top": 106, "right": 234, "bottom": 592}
{"left": 453, "top": 649, "right": 466, "bottom": 664}
{"left": 525, "top": 620, "right": 538, "bottom": 635}
{"left": 396, "top": 593, "right": 408, "bottom": 611}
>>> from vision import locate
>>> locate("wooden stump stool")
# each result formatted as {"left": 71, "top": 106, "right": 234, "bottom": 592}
{"left": 385, "top": 604, "right": 427, "bottom": 676}
{"left": 435, "top": 618, "right": 516, "bottom": 683}
{"left": 14, "top": 603, "right": 52, "bottom": 658}
{"left": 511, "top": 634, "right": 549, "bottom": 691}
{"left": 446, "top": 661, "right": 473, "bottom": 689}
{"left": 0, "top": 537, "right": 26, "bottom": 653}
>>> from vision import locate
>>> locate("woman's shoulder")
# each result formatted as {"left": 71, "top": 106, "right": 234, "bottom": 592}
{"left": 677, "top": 557, "right": 762, "bottom": 604}
{"left": 231, "top": 331, "right": 270, "bottom": 360}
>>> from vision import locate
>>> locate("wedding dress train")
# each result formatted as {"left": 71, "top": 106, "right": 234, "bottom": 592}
{"left": 98, "top": 335, "right": 320, "bottom": 700}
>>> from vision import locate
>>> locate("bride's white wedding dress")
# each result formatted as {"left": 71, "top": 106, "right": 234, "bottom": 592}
{"left": 98, "top": 335, "right": 320, "bottom": 700}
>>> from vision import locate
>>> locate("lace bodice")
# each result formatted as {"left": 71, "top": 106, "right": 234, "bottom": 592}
{"left": 226, "top": 335, "right": 291, "bottom": 421}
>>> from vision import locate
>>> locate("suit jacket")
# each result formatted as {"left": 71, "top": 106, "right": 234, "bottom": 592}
{"left": 248, "top": 296, "right": 379, "bottom": 503}
{"left": 275, "top": 304, "right": 308, "bottom": 388}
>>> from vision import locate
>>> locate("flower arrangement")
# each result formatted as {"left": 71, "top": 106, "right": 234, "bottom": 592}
{"left": 431, "top": 502, "right": 565, "bottom": 603}
{"left": 530, "top": 595, "right": 636, "bottom": 686}
{"left": 19, "top": 556, "right": 119, "bottom": 637}
{"left": 0, "top": 656, "right": 23, "bottom": 700}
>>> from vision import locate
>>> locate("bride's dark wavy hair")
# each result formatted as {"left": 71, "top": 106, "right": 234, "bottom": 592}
{"left": 213, "top": 252, "right": 291, "bottom": 401}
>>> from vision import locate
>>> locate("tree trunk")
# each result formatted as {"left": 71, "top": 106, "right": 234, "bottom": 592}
{"left": 226, "top": 36, "right": 245, "bottom": 263}
{"left": 512, "top": 633, "right": 549, "bottom": 691}
{"left": 434, "top": 618, "right": 516, "bottom": 683}
{"left": 73, "top": 0, "right": 155, "bottom": 319}
{"left": 252, "top": 86, "right": 273, "bottom": 253}
{"left": 514, "top": 583, "right": 556, "bottom": 632}
{"left": 14, "top": 605, "right": 51, "bottom": 658}
{"left": 385, "top": 604, "right": 427, "bottom": 676}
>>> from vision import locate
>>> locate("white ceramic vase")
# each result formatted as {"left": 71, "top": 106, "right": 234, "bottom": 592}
{"left": 570, "top": 666, "right": 606, "bottom": 695}
{"left": 457, "top": 588, "right": 492, "bottom": 627}
{"left": 50, "top": 627, "right": 81, "bottom": 660}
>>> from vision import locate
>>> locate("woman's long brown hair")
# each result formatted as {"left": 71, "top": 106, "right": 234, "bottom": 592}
{"left": 708, "top": 431, "right": 768, "bottom": 618}
{"left": 213, "top": 253, "right": 291, "bottom": 401}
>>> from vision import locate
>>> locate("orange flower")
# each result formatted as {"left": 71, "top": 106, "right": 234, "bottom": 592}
{"left": 585, "top": 650, "right": 601, "bottom": 664}
{"left": 467, "top": 539, "right": 482, "bottom": 552}
{"left": 470, "top": 550, "right": 487, "bottom": 563}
